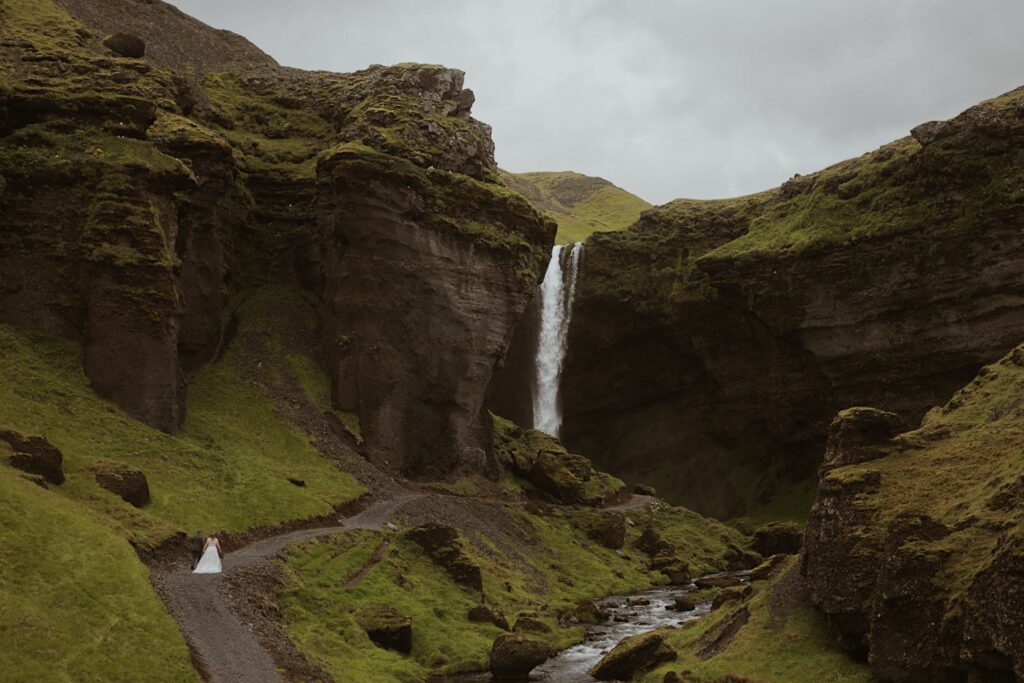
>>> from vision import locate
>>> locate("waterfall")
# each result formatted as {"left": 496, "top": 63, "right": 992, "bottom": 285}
{"left": 533, "top": 242, "right": 584, "bottom": 438}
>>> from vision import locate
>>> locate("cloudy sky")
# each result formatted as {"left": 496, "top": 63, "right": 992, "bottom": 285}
{"left": 172, "top": 0, "right": 1024, "bottom": 205}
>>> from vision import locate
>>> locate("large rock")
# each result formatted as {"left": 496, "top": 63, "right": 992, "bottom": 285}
{"left": 751, "top": 521, "right": 803, "bottom": 556}
{"left": 820, "top": 407, "right": 901, "bottom": 472}
{"left": 574, "top": 510, "right": 626, "bottom": 549}
{"left": 468, "top": 605, "right": 509, "bottom": 631}
{"left": 405, "top": 523, "right": 483, "bottom": 593}
{"left": 805, "top": 347, "right": 1024, "bottom": 680}
{"left": 589, "top": 630, "right": 676, "bottom": 680}
{"left": 488, "top": 634, "right": 555, "bottom": 680}
{"left": 94, "top": 465, "right": 151, "bottom": 508}
{"left": 0, "top": 430, "right": 64, "bottom": 485}
{"left": 102, "top": 33, "right": 146, "bottom": 58}
{"left": 356, "top": 604, "right": 412, "bottom": 654}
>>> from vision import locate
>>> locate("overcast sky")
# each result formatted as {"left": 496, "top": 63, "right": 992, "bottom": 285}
{"left": 172, "top": 0, "right": 1024, "bottom": 205}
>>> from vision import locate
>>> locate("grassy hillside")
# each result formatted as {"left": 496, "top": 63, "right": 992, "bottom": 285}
{"left": 501, "top": 170, "right": 650, "bottom": 244}
{"left": 0, "top": 286, "right": 365, "bottom": 678}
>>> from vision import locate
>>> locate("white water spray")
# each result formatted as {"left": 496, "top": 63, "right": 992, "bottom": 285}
{"left": 533, "top": 242, "right": 584, "bottom": 437}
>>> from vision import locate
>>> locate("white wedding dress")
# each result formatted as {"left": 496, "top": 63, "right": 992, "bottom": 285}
{"left": 193, "top": 544, "right": 222, "bottom": 574}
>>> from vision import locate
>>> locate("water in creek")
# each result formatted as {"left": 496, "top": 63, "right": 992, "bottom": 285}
{"left": 456, "top": 582, "right": 720, "bottom": 683}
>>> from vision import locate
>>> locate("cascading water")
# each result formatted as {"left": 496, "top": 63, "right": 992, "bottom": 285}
{"left": 532, "top": 242, "right": 584, "bottom": 437}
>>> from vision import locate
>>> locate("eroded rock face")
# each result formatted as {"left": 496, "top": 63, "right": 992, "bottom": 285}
{"left": 356, "top": 604, "right": 412, "bottom": 654}
{"left": 94, "top": 465, "right": 151, "bottom": 508}
{"left": 0, "top": 430, "right": 65, "bottom": 485}
{"left": 804, "top": 345, "right": 1024, "bottom": 681}
{"left": 539, "top": 85, "right": 1024, "bottom": 518}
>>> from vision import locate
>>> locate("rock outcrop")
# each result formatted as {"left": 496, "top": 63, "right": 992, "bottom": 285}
{"left": 804, "top": 344, "right": 1024, "bottom": 681}
{"left": 0, "top": 430, "right": 65, "bottom": 485}
{"left": 526, "top": 85, "right": 1024, "bottom": 518}
{"left": 94, "top": 464, "right": 151, "bottom": 508}
{"left": 356, "top": 604, "right": 413, "bottom": 654}
{"left": 589, "top": 630, "right": 676, "bottom": 680}
{"left": 0, "top": 0, "right": 553, "bottom": 479}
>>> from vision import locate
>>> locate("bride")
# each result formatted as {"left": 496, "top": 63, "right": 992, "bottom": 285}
{"left": 193, "top": 535, "right": 223, "bottom": 574}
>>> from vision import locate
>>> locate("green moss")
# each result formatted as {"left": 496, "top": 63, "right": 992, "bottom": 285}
{"left": 0, "top": 468, "right": 199, "bottom": 682}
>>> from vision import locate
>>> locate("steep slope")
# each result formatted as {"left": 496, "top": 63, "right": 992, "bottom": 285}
{"left": 552, "top": 86, "right": 1024, "bottom": 518}
{"left": 804, "top": 345, "right": 1024, "bottom": 682}
{"left": 501, "top": 169, "right": 651, "bottom": 243}
{"left": 0, "top": 0, "right": 555, "bottom": 478}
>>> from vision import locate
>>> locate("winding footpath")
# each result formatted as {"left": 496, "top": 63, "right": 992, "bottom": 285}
{"left": 157, "top": 492, "right": 653, "bottom": 683}
{"left": 158, "top": 494, "right": 424, "bottom": 683}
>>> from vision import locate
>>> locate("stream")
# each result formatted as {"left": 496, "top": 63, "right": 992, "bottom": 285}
{"left": 457, "top": 573, "right": 747, "bottom": 682}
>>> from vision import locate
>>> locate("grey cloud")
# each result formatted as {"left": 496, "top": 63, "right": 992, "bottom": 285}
{"left": 170, "top": 0, "right": 1024, "bottom": 204}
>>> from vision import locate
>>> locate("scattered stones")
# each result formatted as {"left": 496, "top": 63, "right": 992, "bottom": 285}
{"left": 751, "top": 522, "right": 803, "bottom": 556}
{"left": 94, "top": 464, "right": 150, "bottom": 507}
{"left": 589, "top": 630, "right": 677, "bottom": 680}
{"left": 468, "top": 605, "right": 509, "bottom": 630}
{"left": 356, "top": 604, "right": 412, "bottom": 653}
{"left": 1, "top": 430, "right": 65, "bottom": 485}
{"left": 102, "top": 33, "right": 146, "bottom": 58}
{"left": 488, "top": 634, "right": 555, "bottom": 679}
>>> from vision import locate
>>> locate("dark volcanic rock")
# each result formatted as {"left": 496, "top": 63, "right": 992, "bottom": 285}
{"left": 357, "top": 604, "right": 412, "bottom": 654}
{"left": 589, "top": 630, "right": 676, "bottom": 680}
{"left": 405, "top": 523, "right": 483, "bottom": 593}
{"left": 0, "top": 430, "right": 65, "bottom": 485}
{"left": 468, "top": 605, "right": 509, "bottom": 630}
{"left": 489, "top": 634, "right": 554, "bottom": 680}
{"left": 94, "top": 465, "right": 151, "bottom": 508}
{"left": 821, "top": 407, "right": 901, "bottom": 472}
{"left": 493, "top": 85, "right": 1024, "bottom": 519}
{"left": 102, "top": 33, "right": 146, "bottom": 58}
{"left": 751, "top": 521, "right": 803, "bottom": 556}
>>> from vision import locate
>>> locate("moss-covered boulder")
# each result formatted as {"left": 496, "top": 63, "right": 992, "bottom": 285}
{"left": 0, "top": 430, "right": 64, "bottom": 486}
{"left": 356, "top": 604, "right": 412, "bottom": 654}
{"left": 751, "top": 521, "right": 803, "bottom": 556}
{"left": 468, "top": 605, "right": 509, "bottom": 631}
{"left": 93, "top": 464, "right": 151, "bottom": 508}
{"left": 589, "top": 630, "right": 677, "bottom": 680}
{"left": 405, "top": 523, "right": 483, "bottom": 593}
{"left": 488, "top": 634, "right": 555, "bottom": 680}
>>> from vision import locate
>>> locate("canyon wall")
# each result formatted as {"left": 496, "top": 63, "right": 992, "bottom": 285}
{"left": 0, "top": 0, "right": 553, "bottom": 477}
{"left": 552, "top": 88, "right": 1024, "bottom": 517}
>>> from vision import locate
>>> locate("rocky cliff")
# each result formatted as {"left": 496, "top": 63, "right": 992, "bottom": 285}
{"left": 803, "top": 347, "right": 1024, "bottom": 682}
{"left": 553, "top": 86, "right": 1024, "bottom": 518}
{"left": 0, "top": 0, "right": 554, "bottom": 477}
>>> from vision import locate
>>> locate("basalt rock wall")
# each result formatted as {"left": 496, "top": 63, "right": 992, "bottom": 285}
{"left": 552, "top": 87, "right": 1024, "bottom": 518}
{"left": 0, "top": 0, "right": 554, "bottom": 476}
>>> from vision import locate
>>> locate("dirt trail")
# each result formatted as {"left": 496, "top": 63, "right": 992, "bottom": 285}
{"left": 157, "top": 493, "right": 423, "bottom": 683}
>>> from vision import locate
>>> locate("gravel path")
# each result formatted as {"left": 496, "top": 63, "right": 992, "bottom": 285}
{"left": 157, "top": 494, "right": 423, "bottom": 683}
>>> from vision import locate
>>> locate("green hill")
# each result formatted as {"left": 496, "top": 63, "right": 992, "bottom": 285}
{"left": 500, "top": 170, "right": 651, "bottom": 244}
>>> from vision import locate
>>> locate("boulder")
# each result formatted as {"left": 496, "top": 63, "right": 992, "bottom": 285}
{"left": 357, "top": 604, "right": 412, "bottom": 654}
{"left": 671, "top": 595, "right": 697, "bottom": 612}
{"left": 633, "top": 483, "right": 656, "bottom": 496}
{"left": 0, "top": 430, "right": 64, "bottom": 485}
{"left": 589, "top": 631, "right": 677, "bottom": 680}
{"left": 721, "top": 544, "right": 761, "bottom": 571}
{"left": 694, "top": 574, "right": 744, "bottom": 590}
{"left": 468, "top": 605, "right": 509, "bottom": 630}
{"left": 821, "top": 407, "right": 901, "bottom": 472}
{"left": 489, "top": 634, "right": 555, "bottom": 680}
{"left": 712, "top": 585, "right": 751, "bottom": 611}
{"left": 654, "top": 558, "right": 691, "bottom": 585}
{"left": 405, "top": 523, "right": 483, "bottom": 593}
{"left": 102, "top": 33, "right": 146, "bottom": 59}
{"left": 910, "top": 120, "right": 947, "bottom": 147}
{"left": 575, "top": 510, "right": 626, "bottom": 549}
{"left": 94, "top": 465, "right": 150, "bottom": 507}
{"left": 751, "top": 522, "right": 803, "bottom": 556}
{"left": 513, "top": 614, "right": 551, "bottom": 634}
{"left": 570, "top": 600, "right": 608, "bottom": 624}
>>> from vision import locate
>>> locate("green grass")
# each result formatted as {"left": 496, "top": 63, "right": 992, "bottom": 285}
{"left": 0, "top": 468, "right": 199, "bottom": 682}
{"left": 0, "top": 287, "right": 364, "bottom": 548}
{"left": 644, "top": 559, "right": 871, "bottom": 683}
{"left": 500, "top": 170, "right": 650, "bottom": 244}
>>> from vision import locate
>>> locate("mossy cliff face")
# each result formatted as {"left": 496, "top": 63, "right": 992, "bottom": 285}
{"left": 0, "top": 0, "right": 553, "bottom": 474}
{"left": 804, "top": 346, "right": 1024, "bottom": 682}
{"left": 555, "top": 87, "right": 1024, "bottom": 518}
